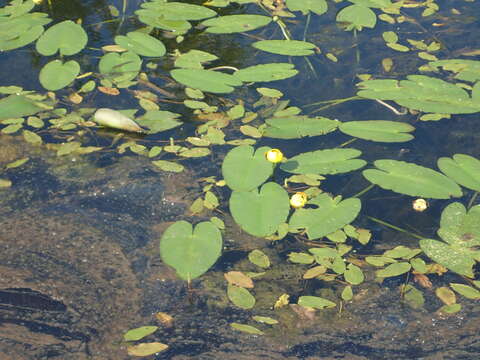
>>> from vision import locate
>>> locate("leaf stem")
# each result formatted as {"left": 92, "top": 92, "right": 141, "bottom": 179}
{"left": 352, "top": 183, "right": 375, "bottom": 198}
{"left": 366, "top": 216, "right": 424, "bottom": 240}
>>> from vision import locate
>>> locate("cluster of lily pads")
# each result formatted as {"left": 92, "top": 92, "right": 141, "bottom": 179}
{"left": 2, "top": 0, "right": 480, "bottom": 350}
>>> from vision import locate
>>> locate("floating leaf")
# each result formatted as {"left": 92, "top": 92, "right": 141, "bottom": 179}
{"left": 298, "top": 296, "right": 336, "bottom": 310}
{"left": 376, "top": 262, "right": 411, "bottom": 278}
{"left": 303, "top": 265, "right": 327, "bottom": 279}
{"left": 437, "top": 202, "right": 480, "bottom": 247}
{"left": 344, "top": 264, "right": 364, "bottom": 285}
{"left": 227, "top": 284, "right": 256, "bottom": 309}
{"left": 252, "top": 40, "right": 316, "bottom": 56}
{"left": 124, "top": 326, "right": 158, "bottom": 342}
{"left": 336, "top": 4, "right": 376, "bottom": 31}
{"left": 436, "top": 286, "right": 456, "bottom": 305}
{"left": 309, "top": 247, "right": 346, "bottom": 274}
{"left": 357, "top": 75, "right": 480, "bottom": 114}
{"left": 160, "top": 221, "right": 222, "bottom": 280}
{"left": 94, "top": 108, "right": 145, "bottom": 133}
{"left": 222, "top": 145, "right": 273, "bottom": 192}
{"left": 248, "top": 249, "right": 270, "bottom": 268}
{"left": 429, "top": 59, "right": 480, "bottom": 82}
{"left": 263, "top": 116, "right": 339, "bottom": 139}
{"left": 339, "top": 120, "right": 415, "bottom": 142}
{"left": 127, "top": 343, "right": 168, "bottom": 356}
{"left": 449, "top": 283, "right": 480, "bottom": 299}
{"left": 99, "top": 51, "right": 142, "bottom": 84}
{"left": 201, "top": 14, "right": 272, "bottom": 34}
{"left": 286, "top": 0, "right": 328, "bottom": 15}
{"left": 230, "top": 182, "right": 290, "bottom": 237}
{"left": 39, "top": 60, "right": 80, "bottom": 91}
{"left": 289, "top": 193, "right": 361, "bottom": 240}
{"left": 421, "top": 240, "right": 475, "bottom": 278}
{"left": 363, "top": 160, "right": 463, "bottom": 199}
{"left": 438, "top": 154, "right": 480, "bottom": 192}
{"left": 171, "top": 68, "right": 242, "bottom": 94}
{"left": 0, "top": 23, "right": 45, "bottom": 51}
{"left": 402, "top": 284, "right": 425, "bottom": 309}
{"left": 288, "top": 252, "right": 314, "bottom": 264}
{"left": 234, "top": 63, "right": 298, "bottom": 82}
{"left": 36, "top": 20, "right": 87, "bottom": 56}
{"left": 135, "top": 110, "right": 182, "bottom": 134}
{"left": 114, "top": 31, "right": 166, "bottom": 57}
{"left": 152, "top": 160, "right": 184, "bottom": 173}
{"left": 0, "top": 95, "right": 45, "bottom": 120}
{"left": 138, "top": 1, "right": 216, "bottom": 21}
{"left": 230, "top": 323, "right": 264, "bottom": 335}
{"left": 281, "top": 148, "right": 366, "bottom": 175}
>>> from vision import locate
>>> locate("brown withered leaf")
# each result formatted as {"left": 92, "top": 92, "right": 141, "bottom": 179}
{"left": 224, "top": 271, "right": 254, "bottom": 288}
{"left": 127, "top": 342, "right": 168, "bottom": 356}
{"left": 303, "top": 265, "right": 327, "bottom": 279}
{"left": 155, "top": 312, "right": 174, "bottom": 328}
{"left": 436, "top": 286, "right": 456, "bottom": 305}
{"left": 290, "top": 304, "right": 316, "bottom": 321}
{"left": 98, "top": 86, "right": 120, "bottom": 96}
{"left": 68, "top": 92, "right": 83, "bottom": 104}
{"left": 413, "top": 273, "right": 432, "bottom": 288}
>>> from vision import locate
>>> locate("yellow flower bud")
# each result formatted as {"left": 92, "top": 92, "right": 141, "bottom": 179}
{"left": 290, "top": 192, "right": 308, "bottom": 209}
{"left": 265, "top": 149, "right": 284, "bottom": 163}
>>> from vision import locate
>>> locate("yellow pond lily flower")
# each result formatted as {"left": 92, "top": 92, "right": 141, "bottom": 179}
{"left": 265, "top": 149, "right": 284, "bottom": 163}
{"left": 412, "top": 198, "right": 428, "bottom": 212}
{"left": 290, "top": 192, "right": 308, "bottom": 209}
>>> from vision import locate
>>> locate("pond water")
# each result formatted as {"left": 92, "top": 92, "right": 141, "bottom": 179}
{"left": 1, "top": 0, "right": 480, "bottom": 359}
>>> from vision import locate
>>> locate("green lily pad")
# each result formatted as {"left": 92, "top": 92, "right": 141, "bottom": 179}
{"left": 420, "top": 239, "right": 475, "bottom": 278}
{"left": 138, "top": 1, "right": 217, "bottom": 21}
{"left": 376, "top": 262, "right": 411, "bottom": 278}
{"left": 309, "top": 247, "right": 346, "bottom": 274}
{"left": 0, "top": 94, "right": 46, "bottom": 120}
{"left": 298, "top": 296, "right": 336, "bottom": 309}
{"left": 438, "top": 154, "right": 480, "bottom": 192}
{"left": 281, "top": 148, "right": 366, "bottom": 175}
{"left": 99, "top": 51, "right": 142, "bottom": 84}
{"left": 263, "top": 116, "right": 340, "bottom": 139}
{"left": 336, "top": 4, "right": 376, "bottom": 31}
{"left": 135, "top": 10, "right": 192, "bottom": 32}
{"left": 234, "top": 63, "right": 298, "bottom": 82}
{"left": 0, "top": 23, "right": 44, "bottom": 51}
{"left": 227, "top": 284, "right": 256, "bottom": 309}
{"left": 357, "top": 75, "right": 480, "bottom": 114}
{"left": 438, "top": 202, "right": 480, "bottom": 247}
{"left": 344, "top": 263, "right": 364, "bottom": 285}
{"left": 429, "top": 59, "right": 480, "bottom": 82}
{"left": 363, "top": 160, "right": 463, "bottom": 199}
{"left": 252, "top": 40, "right": 316, "bottom": 56}
{"left": 289, "top": 193, "right": 361, "bottom": 240}
{"left": 114, "top": 31, "right": 166, "bottom": 57}
{"left": 36, "top": 20, "right": 87, "bottom": 56}
{"left": 124, "top": 326, "right": 158, "bottom": 342}
{"left": 135, "top": 110, "right": 182, "bottom": 134}
{"left": 222, "top": 145, "right": 274, "bottom": 192}
{"left": 286, "top": 0, "right": 328, "bottom": 15}
{"left": 230, "top": 182, "right": 290, "bottom": 237}
{"left": 339, "top": 120, "right": 415, "bottom": 142}
{"left": 171, "top": 68, "right": 242, "bottom": 94}
{"left": 39, "top": 60, "right": 80, "bottom": 91}
{"left": 159, "top": 220, "right": 222, "bottom": 281}
{"left": 201, "top": 14, "right": 272, "bottom": 34}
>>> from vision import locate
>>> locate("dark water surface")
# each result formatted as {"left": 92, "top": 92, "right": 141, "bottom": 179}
{"left": 1, "top": 0, "right": 480, "bottom": 359}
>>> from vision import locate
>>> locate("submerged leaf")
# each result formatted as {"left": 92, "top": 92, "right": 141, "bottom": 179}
{"left": 230, "top": 323, "right": 264, "bottom": 335}
{"left": 227, "top": 284, "right": 256, "bottom": 309}
{"left": 124, "top": 326, "right": 158, "bottom": 342}
{"left": 127, "top": 342, "right": 168, "bottom": 356}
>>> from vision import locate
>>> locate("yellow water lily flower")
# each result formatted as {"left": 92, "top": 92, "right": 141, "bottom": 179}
{"left": 265, "top": 149, "right": 284, "bottom": 163}
{"left": 412, "top": 198, "right": 428, "bottom": 212}
{"left": 290, "top": 192, "right": 308, "bottom": 209}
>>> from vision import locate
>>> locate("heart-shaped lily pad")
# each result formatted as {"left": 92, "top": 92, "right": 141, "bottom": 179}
{"left": 230, "top": 182, "right": 290, "bottom": 237}
{"left": 36, "top": 20, "right": 87, "bottom": 56}
{"left": 160, "top": 220, "right": 222, "bottom": 281}
{"left": 114, "top": 31, "right": 166, "bottom": 57}
{"left": 39, "top": 59, "right": 80, "bottom": 91}
{"left": 99, "top": 51, "right": 142, "bottom": 84}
